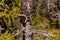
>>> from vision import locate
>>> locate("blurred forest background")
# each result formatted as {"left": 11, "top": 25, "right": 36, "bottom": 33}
{"left": 0, "top": 0, "right": 60, "bottom": 40}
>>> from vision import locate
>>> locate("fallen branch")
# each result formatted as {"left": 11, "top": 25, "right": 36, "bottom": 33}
{"left": 33, "top": 30, "right": 55, "bottom": 37}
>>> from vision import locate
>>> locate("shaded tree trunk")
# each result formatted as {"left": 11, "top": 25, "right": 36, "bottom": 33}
{"left": 19, "top": 0, "right": 33, "bottom": 40}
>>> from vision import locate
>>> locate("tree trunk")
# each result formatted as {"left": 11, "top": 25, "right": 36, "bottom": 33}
{"left": 19, "top": 0, "right": 33, "bottom": 40}
{"left": 25, "top": 22, "right": 32, "bottom": 40}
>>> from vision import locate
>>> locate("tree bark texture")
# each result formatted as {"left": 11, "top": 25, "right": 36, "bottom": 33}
{"left": 25, "top": 22, "right": 32, "bottom": 40}
{"left": 19, "top": 0, "right": 33, "bottom": 40}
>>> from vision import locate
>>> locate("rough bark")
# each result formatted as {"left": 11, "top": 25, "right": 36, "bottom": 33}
{"left": 19, "top": 0, "right": 33, "bottom": 40}
{"left": 25, "top": 22, "right": 32, "bottom": 40}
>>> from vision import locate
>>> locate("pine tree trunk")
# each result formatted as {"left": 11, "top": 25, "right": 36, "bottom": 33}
{"left": 19, "top": 0, "right": 33, "bottom": 40}
{"left": 25, "top": 22, "right": 32, "bottom": 40}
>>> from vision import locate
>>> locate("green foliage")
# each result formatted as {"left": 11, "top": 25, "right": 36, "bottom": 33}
{"left": 32, "top": 1, "right": 49, "bottom": 30}
{"left": 0, "top": 0, "right": 20, "bottom": 40}
{"left": 0, "top": 30, "right": 15, "bottom": 40}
